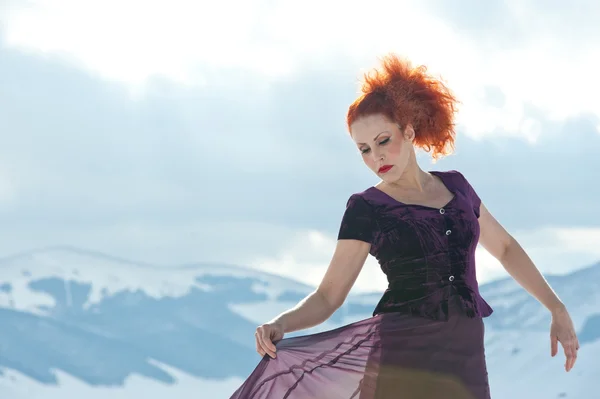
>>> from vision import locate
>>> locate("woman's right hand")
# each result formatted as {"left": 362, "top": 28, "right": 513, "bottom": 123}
{"left": 255, "top": 321, "right": 284, "bottom": 358}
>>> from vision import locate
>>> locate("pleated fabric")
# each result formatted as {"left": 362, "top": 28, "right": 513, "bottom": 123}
{"left": 230, "top": 296, "right": 491, "bottom": 399}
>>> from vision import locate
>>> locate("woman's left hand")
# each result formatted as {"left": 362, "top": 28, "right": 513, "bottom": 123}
{"left": 550, "top": 305, "right": 579, "bottom": 372}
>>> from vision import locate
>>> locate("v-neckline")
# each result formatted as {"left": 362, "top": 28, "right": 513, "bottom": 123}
{"left": 368, "top": 171, "right": 457, "bottom": 210}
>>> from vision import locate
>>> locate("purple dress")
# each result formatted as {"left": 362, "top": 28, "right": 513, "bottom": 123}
{"left": 230, "top": 170, "right": 494, "bottom": 399}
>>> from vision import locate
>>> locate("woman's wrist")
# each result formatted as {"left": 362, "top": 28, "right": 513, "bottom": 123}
{"left": 549, "top": 301, "right": 566, "bottom": 316}
{"left": 270, "top": 316, "right": 287, "bottom": 332}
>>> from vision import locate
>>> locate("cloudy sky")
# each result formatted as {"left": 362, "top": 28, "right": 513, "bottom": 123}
{"left": 0, "top": 0, "right": 598, "bottom": 293}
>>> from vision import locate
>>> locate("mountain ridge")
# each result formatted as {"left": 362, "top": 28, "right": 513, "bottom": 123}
{"left": 0, "top": 246, "right": 597, "bottom": 398}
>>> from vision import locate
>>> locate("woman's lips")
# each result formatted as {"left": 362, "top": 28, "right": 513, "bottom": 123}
{"left": 378, "top": 165, "right": 393, "bottom": 173}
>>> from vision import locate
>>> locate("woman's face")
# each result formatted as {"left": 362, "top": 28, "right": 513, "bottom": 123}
{"left": 350, "top": 114, "right": 414, "bottom": 182}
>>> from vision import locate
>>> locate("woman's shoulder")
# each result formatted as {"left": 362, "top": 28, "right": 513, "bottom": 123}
{"left": 344, "top": 189, "right": 374, "bottom": 206}
{"left": 341, "top": 187, "right": 385, "bottom": 217}
{"left": 434, "top": 169, "right": 481, "bottom": 209}
{"left": 431, "top": 169, "right": 472, "bottom": 187}
{"left": 432, "top": 169, "right": 465, "bottom": 179}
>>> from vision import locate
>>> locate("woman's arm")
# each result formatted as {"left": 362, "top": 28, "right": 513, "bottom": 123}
{"left": 255, "top": 194, "right": 374, "bottom": 358}
{"left": 478, "top": 202, "right": 579, "bottom": 372}
{"left": 269, "top": 238, "right": 371, "bottom": 333}
{"left": 478, "top": 203, "right": 564, "bottom": 312}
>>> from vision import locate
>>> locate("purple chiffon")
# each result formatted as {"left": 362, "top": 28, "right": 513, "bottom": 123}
{"left": 230, "top": 297, "right": 490, "bottom": 399}
{"left": 230, "top": 170, "right": 494, "bottom": 398}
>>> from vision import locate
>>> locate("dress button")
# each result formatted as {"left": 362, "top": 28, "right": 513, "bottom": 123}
{"left": 445, "top": 230, "right": 452, "bottom": 235}
{"left": 449, "top": 275, "right": 455, "bottom": 282}
{"left": 439, "top": 208, "right": 445, "bottom": 214}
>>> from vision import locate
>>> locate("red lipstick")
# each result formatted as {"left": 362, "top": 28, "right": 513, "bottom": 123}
{"left": 378, "top": 165, "right": 393, "bottom": 174}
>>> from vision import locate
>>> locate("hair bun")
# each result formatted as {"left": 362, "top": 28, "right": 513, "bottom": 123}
{"left": 347, "top": 53, "right": 458, "bottom": 160}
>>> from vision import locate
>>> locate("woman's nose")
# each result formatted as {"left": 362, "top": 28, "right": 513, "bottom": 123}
{"left": 371, "top": 149, "right": 384, "bottom": 162}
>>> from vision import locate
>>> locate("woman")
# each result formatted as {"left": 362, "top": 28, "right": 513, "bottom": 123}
{"left": 230, "top": 54, "right": 579, "bottom": 399}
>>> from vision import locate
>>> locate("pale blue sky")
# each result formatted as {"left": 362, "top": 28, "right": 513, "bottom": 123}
{"left": 0, "top": 0, "right": 598, "bottom": 292}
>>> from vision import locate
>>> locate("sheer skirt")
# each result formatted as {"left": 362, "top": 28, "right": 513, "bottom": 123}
{"left": 230, "top": 295, "right": 491, "bottom": 399}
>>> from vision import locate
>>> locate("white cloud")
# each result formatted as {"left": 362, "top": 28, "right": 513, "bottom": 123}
{"left": 516, "top": 226, "right": 600, "bottom": 274}
{"left": 0, "top": 167, "right": 17, "bottom": 206}
{"left": 0, "top": 0, "right": 597, "bottom": 290}
{"left": 2, "top": 0, "right": 600, "bottom": 140}
{"left": 248, "top": 229, "right": 389, "bottom": 293}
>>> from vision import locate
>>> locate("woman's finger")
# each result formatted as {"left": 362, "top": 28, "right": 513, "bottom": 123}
{"left": 569, "top": 342, "right": 578, "bottom": 371}
{"left": 255, "top": 329, "right": 268, "bottom": 356}
{"left": 562, "top": 339, "right": 577, "bottom": 372}
{"left": 264, "top": 332, "right": 278, "bottom": 353}
{"left": 256, "top": 327, "right": 277, "bottom": 358}
{"left": 550, "top": 335, "right": 558, "bottom": 357}
{"left": 260, "top": 329, "right": 277, "bottom": 358}
{"left": 255, "top": 332, "right": 266, "bottom": 357}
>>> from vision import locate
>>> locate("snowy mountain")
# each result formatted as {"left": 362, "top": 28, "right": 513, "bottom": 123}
{"left": 0, "top": 246, "right": 597, "bottom": 399}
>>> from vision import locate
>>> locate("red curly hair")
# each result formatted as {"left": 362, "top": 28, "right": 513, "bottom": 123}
{"left": 346, "top": 53, "right": 458, "bottom": 160}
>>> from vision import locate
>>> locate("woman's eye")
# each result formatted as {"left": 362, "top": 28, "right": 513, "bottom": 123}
{"left": 360, "top": 148, "right": 371, "bottom": 154}
{"left": 379, "top": 138, "right": 390, "bottom": 145}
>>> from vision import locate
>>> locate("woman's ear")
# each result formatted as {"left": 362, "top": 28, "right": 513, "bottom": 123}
{"left": 403, "top": 124, "right": 415, "bottom": 141}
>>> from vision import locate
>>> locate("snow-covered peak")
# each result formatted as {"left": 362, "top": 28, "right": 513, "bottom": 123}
{"left": 0, "top": 246, "right": 313, "bottom": 315}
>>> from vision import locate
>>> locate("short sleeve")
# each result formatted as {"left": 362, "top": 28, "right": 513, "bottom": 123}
{"left": 337, "top": 194, "right": 376, "bottom": 243}
{"left": 454, "top": 170, "right": 482, "bottom": 218}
